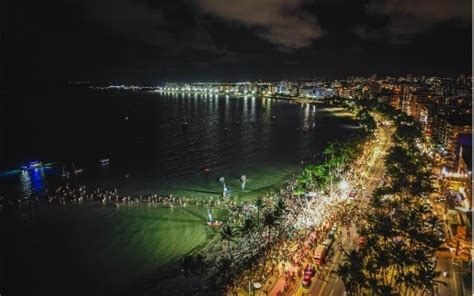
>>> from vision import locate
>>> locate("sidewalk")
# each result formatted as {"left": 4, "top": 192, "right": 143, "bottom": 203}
{"left": 268, "top": 276, "right": 286, "bottom": 295}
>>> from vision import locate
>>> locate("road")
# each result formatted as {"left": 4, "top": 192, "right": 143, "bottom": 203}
{"left": 304, "top": 123, "right": 472, "bottom": 296}
{"left": 306, "top": 124, "right": 393, "bottom": 296}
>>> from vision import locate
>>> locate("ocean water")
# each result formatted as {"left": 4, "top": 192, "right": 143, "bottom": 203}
{"left": 0, "top": 89, "right": 358, "bottom": 295}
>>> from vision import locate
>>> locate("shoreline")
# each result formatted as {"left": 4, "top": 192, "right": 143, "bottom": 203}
{"left": 153, "top": 89, "right": 330, "bottom": 105}
{"left": 0, "top": 94, "right": 362, "bottom": 296}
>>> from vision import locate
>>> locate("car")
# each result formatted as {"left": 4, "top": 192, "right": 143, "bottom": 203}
{"left": 305, "top": 269, "right": 315, "bottom": 277}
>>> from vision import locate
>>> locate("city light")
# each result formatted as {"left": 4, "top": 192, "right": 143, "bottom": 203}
{"left": 339, "top": 179, "right": 349, "bottom": 191}
{"left": 5, "top": 0, "right": 472, "bottom": 294}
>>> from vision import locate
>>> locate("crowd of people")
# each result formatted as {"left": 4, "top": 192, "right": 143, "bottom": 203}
{"left": 24, "top": 183, "right": 240, "bottom": 211}
{"left": 3, "top": 135, "right": 372, "bottom": 296}
{"left": 220, "top": 125, "right": 381, "bottom": 295}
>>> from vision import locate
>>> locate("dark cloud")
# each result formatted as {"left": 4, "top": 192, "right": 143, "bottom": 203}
{"left": 83, "top": 0, "right": 166, "bottom": 45}
{"left": 198, "top": 0, "right": 323, "bottom": 49}
{"left": 367, "top": 0, "right": 471, "bottom": 35}
{"left": 80, "top": 0, "right": 218, "bottom": 52}
{"left": 352, "top": 25, "right": 382, "bottom": 40}
{"left": 5, "top": 0, "right": 470, "bottom": 84}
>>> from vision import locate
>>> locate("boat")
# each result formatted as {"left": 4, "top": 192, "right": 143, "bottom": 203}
{"left": 182, "top": 119, "right": 189, "bottom": 128}
{"left": 206, "top": 207, "right": 222, "bottom": 227}
{"left": 201, "top": 164, "right": 211, "bottom": 174}
{"left": 61, "top": 165, "right": 70, "bottom": 178}
{"left": 207, "top": 221, "right": 223, "bottom": 227}
{"left": 21, "top": 160, "right": 43, "bottom": 171}
{"left": 99, "top": 158, "right": 110, "bottom": 166}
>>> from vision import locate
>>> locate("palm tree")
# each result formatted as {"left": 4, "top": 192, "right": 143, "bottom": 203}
{"left": 253, "top": 197, "right": 265, "bottom": 227}
{"left": 416, "top": 260, "right": 445, "bottom": 295}
{"left": 425, "top": 214, "right": 444, "bottom": 237}
{"left": 262, "top": 210, "right": 278, "bottom": 244}
{"left": 324, "top": 141, "right": 353, "bottom": 171}
{"left": 221, "top": 224, "right": 235, "bottom": 260}
{"left": 239, "top": 217, "right": 256, "bottom": 251}
{"left": 296, "top": 168, "right": 313, "bottom": 194}
{"left": 412, "top": 202, "right": 431, "bottom": 222}
{"left": 395, "top": 121, "right": 422, "bottom": 146}
{"left": 257, "top": 210, "right": 279, "bottom": 278}
{"left": 273, "top": 197, "right": 287, "bottom": 219}
{"left": 355, "top": 108, "right": 377, "bottom": 133}
{"left": 323, "top": 142, "right": 338, "bottom": 163}
{"left": 337, "top": 250, "right": 366, "bottom": 295}
{"left": 311, "top": 164, "right": 329, "bottom": 196}
{"left": 239, "top": 217, "right": 255, "bottom": 238}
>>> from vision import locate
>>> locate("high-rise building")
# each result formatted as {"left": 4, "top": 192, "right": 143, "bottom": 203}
{"left": 456, "top": 135, "right": 472, "bottom": 175}
{"left": 437, "top": 115, "right": 472, "bottom": 167}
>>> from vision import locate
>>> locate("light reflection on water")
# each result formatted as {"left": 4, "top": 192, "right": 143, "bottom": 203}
{"left": 19, "top": 168, "right": 46, "bottom": 198}
{"left": 29, "top": 168, "right": 46, "bottom": 195}
{"left": 2, "top": 93, "right": 358, "bottom": 202}
{"left": 19, "top": 170, "right": 32, "bottom": 197}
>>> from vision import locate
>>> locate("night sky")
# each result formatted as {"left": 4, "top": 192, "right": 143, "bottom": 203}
{"left": 4, "top": 0, "right": 472, "bottom": 83}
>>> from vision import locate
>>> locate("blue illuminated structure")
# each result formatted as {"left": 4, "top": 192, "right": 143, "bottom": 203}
{"left": 21, "top": 160, "right": 43, "bottom": 171}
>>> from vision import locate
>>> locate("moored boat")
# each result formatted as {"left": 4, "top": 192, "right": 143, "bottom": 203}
{"left": 206, "top": 207, "right": 222, "bottom": 227}
{"left": 182, "top": 119, "right": 189, "bottom": 128}
{"left": 21, "top": 160, "right": 43, "bottom": 171}
{"left": 201, "top": 164, "right": 211, "bottom": 173}
{"left": 72, "top": 162, "right": 83, "bottom": 174}
{"left": 207, "top": 221, "right": 223, "bottom": 227}
{"left": 99, "top": 159, "right": 110, "bottom": 166}
{"left": 61, "top": 165, "right": 71, "bottom": 178}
